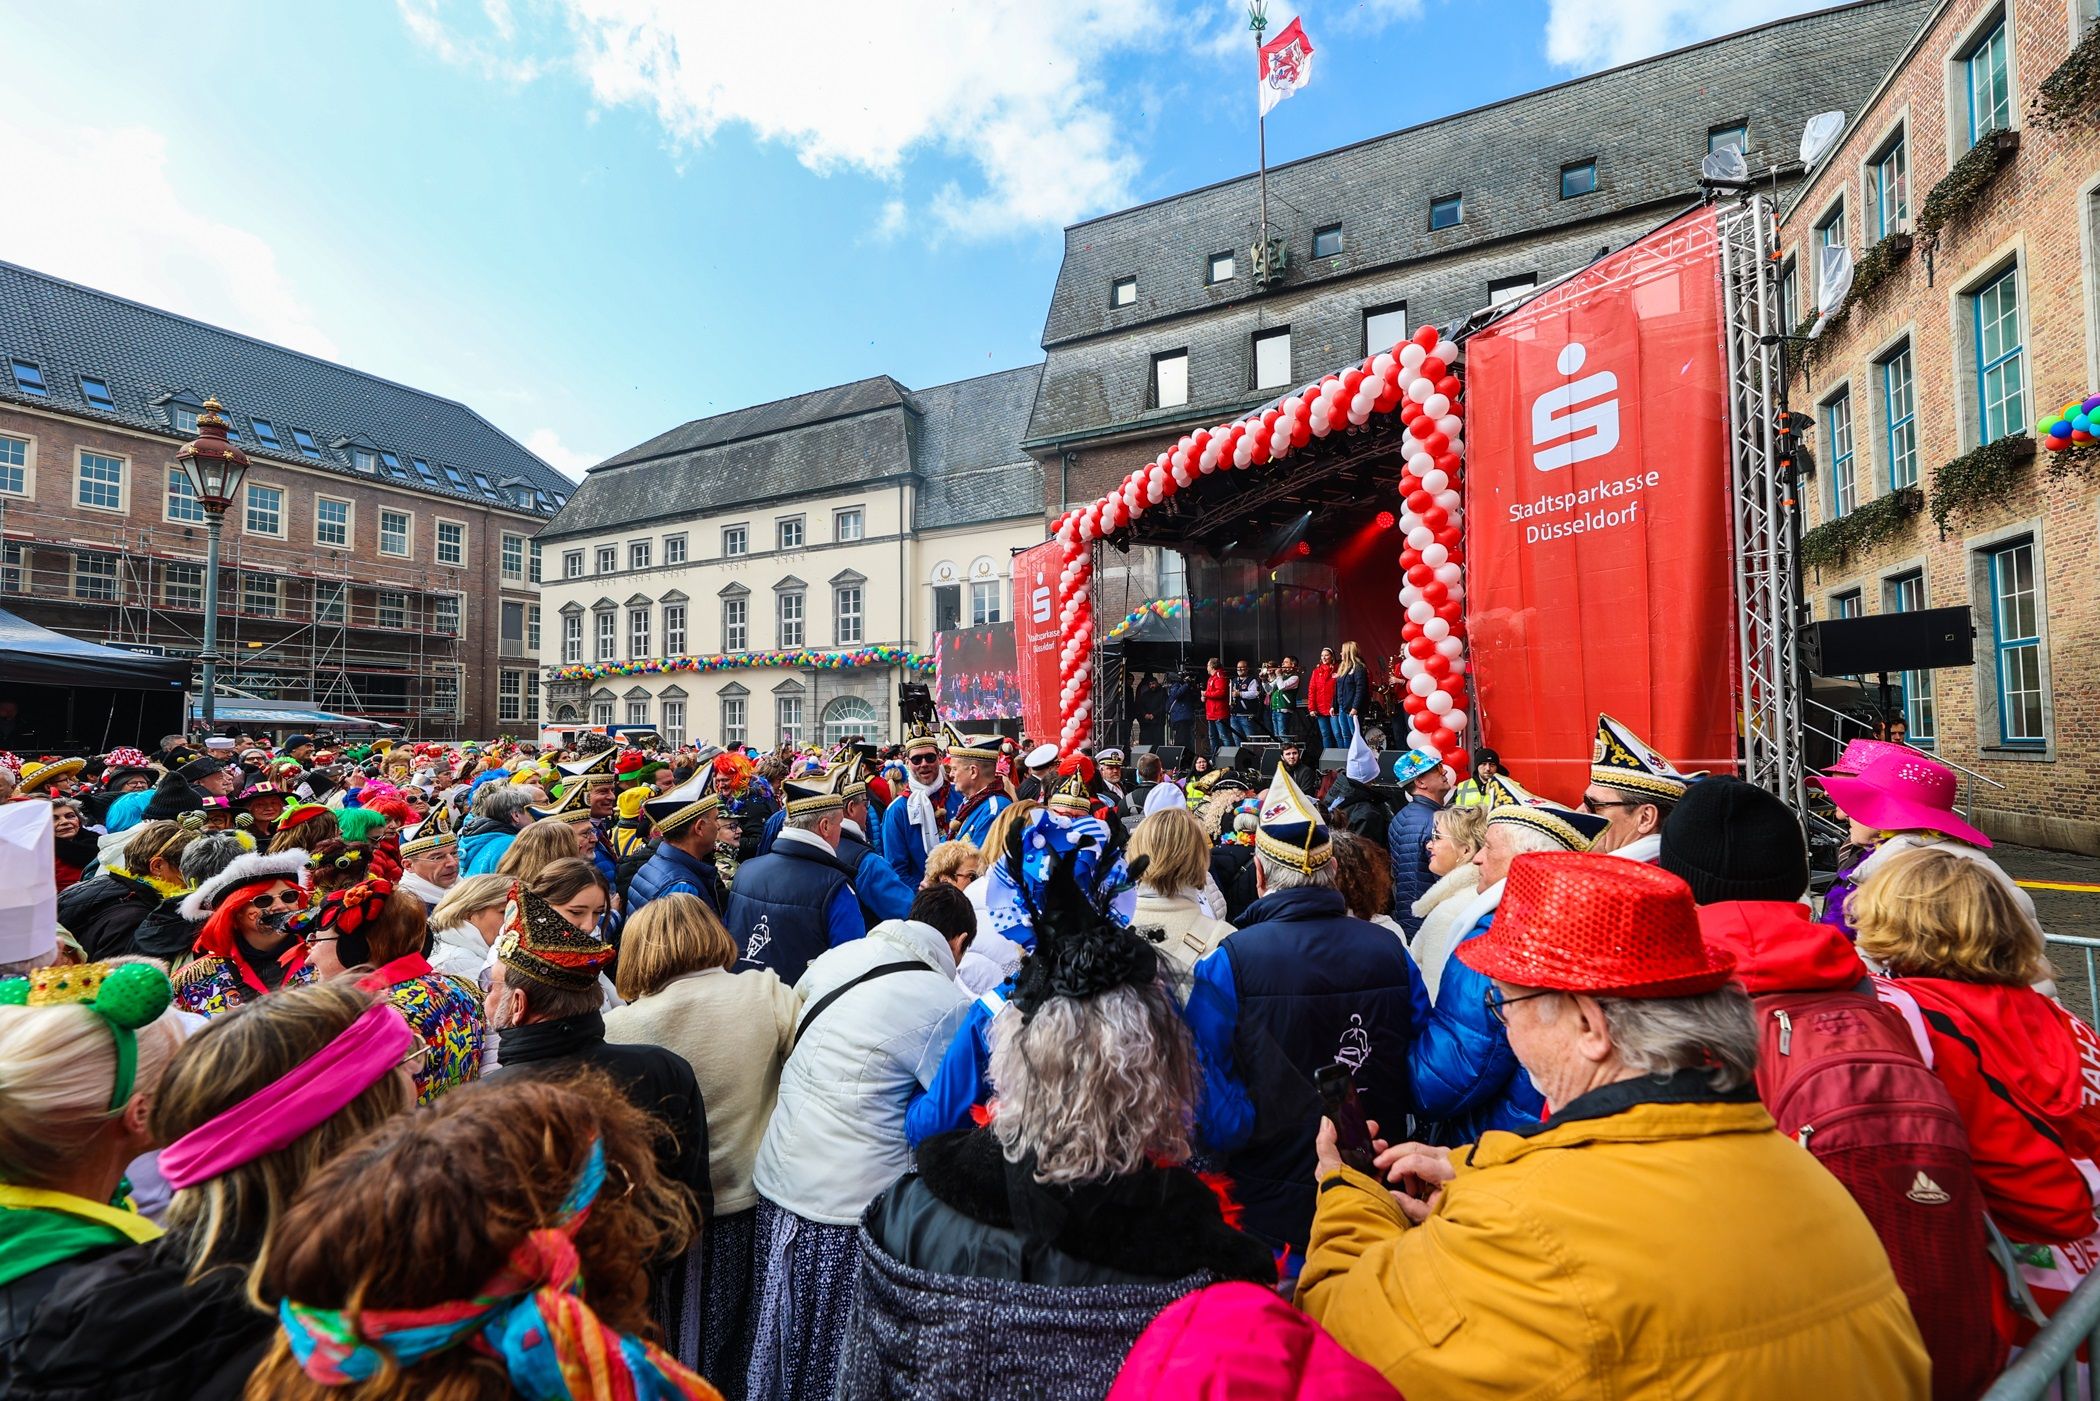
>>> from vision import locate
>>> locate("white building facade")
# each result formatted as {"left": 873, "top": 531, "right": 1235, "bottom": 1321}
{"left": 539, "top": 367, "right": 1045, "bottom": 751}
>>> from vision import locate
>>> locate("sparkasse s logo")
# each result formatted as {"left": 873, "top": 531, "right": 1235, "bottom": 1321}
{"left": 1531, "top": 341, "right": 1620, "bottom": 472}
{"left": 1030, "top": 575, "right": 1052, "bottom": 625}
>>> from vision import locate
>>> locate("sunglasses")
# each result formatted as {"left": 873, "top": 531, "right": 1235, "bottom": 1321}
{"left": 1483, "top": 985, "right": 1558, "bottom": 1026}
{"left": 908, "top": 756, "right": 943, "bottom": 766}
{"left": 251, "top": 889, "right": 306, "bottom": 909}
{"left": 1579, "top": 794, "right": 1641, "bottom": 814}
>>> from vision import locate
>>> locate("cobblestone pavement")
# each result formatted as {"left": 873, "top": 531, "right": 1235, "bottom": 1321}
{"left": 1994, "top": 844, "right": 2100, "bottom": 1024}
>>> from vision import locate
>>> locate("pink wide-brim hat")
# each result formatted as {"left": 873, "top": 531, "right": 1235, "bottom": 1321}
{"left": 1825, "top": 737, "right": 1912, "bottom": 778}
{"left": 1810, "top": 747, "right": 1990, "bottom": 848}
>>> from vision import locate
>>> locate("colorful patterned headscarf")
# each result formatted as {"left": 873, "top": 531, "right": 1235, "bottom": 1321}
{"left": 277, "top": 1137, "right": 717, "bottom": 1399}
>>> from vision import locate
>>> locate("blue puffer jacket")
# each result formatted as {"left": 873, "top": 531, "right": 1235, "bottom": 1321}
{"left": 1408, "top": 894, "right": 1546, "bottom": 1146}
{"left": 1386, "top": 795, "right": 1441, "bottom": 932}
{"left": 627, "top": 839, "right": 726, "bottom": 915}
{"left": 458, "top": 817, "right": 516, "bottom": 877}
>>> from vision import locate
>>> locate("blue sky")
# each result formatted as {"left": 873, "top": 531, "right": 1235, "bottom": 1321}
{"left": 0, "top": 0, "right": 1830, "bottom": 476}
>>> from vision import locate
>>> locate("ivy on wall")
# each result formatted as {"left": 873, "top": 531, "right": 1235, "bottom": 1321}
{"left": 1846, "top": 232, "right": 1912, "bottom": 309}
{"left": 1929, "top": 434, "right": 2037, "bottom": 534}
{"left": 1916, "top": 130, "right": 2018, "bottom": 241}
{"left": 1799, "top": 485, "right": 1924, "bottom": 571}
{"left": 2033, "top": 22, "right": 2099, "bottom": 130}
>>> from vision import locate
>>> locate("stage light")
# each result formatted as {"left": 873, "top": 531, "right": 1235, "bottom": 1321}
{"left": 1295, "top": 541, "right": 1311, "bottom": 556}
{"left": 1375, "top": 510, "right": 1396, "bottom": 529}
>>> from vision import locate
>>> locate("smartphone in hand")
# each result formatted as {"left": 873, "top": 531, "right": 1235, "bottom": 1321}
{"left": 1315, "top": 1064, "right": 1380, "bottom": 1177}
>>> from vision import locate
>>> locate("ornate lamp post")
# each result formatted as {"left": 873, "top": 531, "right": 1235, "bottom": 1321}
{"left": 175, "top": 398, "right": 250, "bottom": 736}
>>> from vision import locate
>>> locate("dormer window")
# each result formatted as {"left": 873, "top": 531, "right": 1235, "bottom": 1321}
{"left": 252, "top": 419, "right": 281, "bottom": 448}
{"left": 9, "top": 361, "right": 46, "bottom": 396}
{"left": 79, "top": 377, "right": 115, "bottom": 411}
{"left": 171, "top": 405, "right": 200, "bottom": 434}
{"left": 1111, "top": 276, "right": 1137, "bottom": 308}
{"left": 353, "top": 449, "right": 377, "bottom": 473}
{"left": 291, "top": 428, "right": 322, "bottom": 459}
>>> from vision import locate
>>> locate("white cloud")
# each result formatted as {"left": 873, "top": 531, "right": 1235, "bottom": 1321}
{"left": 0, "top": 113, "right": 340, "bottom": 362}
{"left": 1544, "top": 0, "right": 1826, "bottom": 71}
{"left": 400, "top": 0, "right": 1169, "bottom": 237}
{"left": 872, "top": 198, "right": 909, "bottom": 243}
{"left": 523, "top": 427, "right": 601, "bottom": 479}
{"left": 398, "top": 0, "right": 547, "bottom": 81}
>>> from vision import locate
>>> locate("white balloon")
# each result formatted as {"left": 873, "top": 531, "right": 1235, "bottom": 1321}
{"left": 1399, "top": 660, "right": 1427, "bottom": 684}
{"left": 1421, "top": 542, "right": 1449, "bottom": 568}
{"left": 1447, "top": 581, "right": 1466, "bottom": 605}
{"left": 1423, "top": 616, "right": 1452, "bottom": 642}
{"left": 1430, "top": 562, "right": 1459, "bottom": 587}
{"left": 1422, "top": 393, "right": 1451, "bottom": 418}
{"left": 1426, "top": 690, "right": 1454, "bottom": 715}
{"left": 1408, "top": 672, "right": 1436, "bottom": 698}
{"left": 1408, "top": 452, "right": 1436, "bottom": 477}
{"left": 1309, "top": 413, "right": 1331, "bottom": 438}
{"left": 1419, "top": 469, "right": 1450, "bottom": 495}
{"left": 1433, "top": 339, "right": 1459, "bottom": 364}
{"left": 1352, "top": 390, "right": 1376, "bottom": 415}
{"left": 1406, "top": 600, "right": 1434, "bottom": 625}
{"left": 1435, "top": 634, "right": 1464, "bottom": 657}
{"left": 1436, "top": 414, "right": 1464, "bottom": 440}
{"left": 1399, "top": 585, "right": 1424, "bottom": 608}
{"left": 1446, "top": 710, "right": 1469, "bottom": 733}
{"left": 1444, "top": 508, "right": 1464, "bottom": 532}
{"left": 1434, "top": 490, "right": 1461, "bottom": 514}
{"left": 1447, "top": 657, "right": 1468, "bottom": 677}
{"left": 1410, "top": 730, "right": 1440, "bottom": 753}
{"left": 1348, "top": 404, "right": 1371, "bottom": 425}
{"left": 1399, "top": 342, "right": 1426, "bottom": 369}
{"left": 1406, "top": 376, "right": 1434, "bottom": 404}
{"left": 1406, "top": 526, "right": 1434, "bottom": 550}
{"left": 1234, "top": 441, "right": 1254, "bottom": 467}
{"left": 1372, "top": 353, "right": 1397, "bottom": 378}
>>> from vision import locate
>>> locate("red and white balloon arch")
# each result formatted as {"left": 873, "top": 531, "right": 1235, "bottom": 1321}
{"left": 1051, "top": 323, "right": 1473, "bottom": 774}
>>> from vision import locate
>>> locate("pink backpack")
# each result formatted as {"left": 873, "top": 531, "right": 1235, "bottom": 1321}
{"left": 1755, "top": 987, "right": 2003, "bottom": 1401}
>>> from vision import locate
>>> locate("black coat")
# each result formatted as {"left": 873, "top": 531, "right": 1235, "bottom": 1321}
{"left": 130, "top": 896, "right": 202, "bottom": 964}
{"left": 1, "top": 1239, "right": 268, "bottom": 1401}
{"left": 1207, "top": 844, "right": 1258, "bottom": 924}
{"left": 54, "top": 870, "right": 163, "bottom": 962}
{"left": 865, "top": 1128, "right": 1272, "bottom": 1290}
{"left": 493, "top": 1011, "right": 713, "bottom": 1222}
{"left": 1322, "top": 775, "right": 1396, "bottom": 848}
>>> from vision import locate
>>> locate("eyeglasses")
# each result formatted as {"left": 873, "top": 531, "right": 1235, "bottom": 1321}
{"left": 398, "top": 1040, "right": 435, "bottom": 1072}
{"left": 1579, "top": 794, "right": 1641, "bottom": 814}
{"left": 251, "top": 889, "right": 305, "bottom": 909}
{"left": 1483, "top": 985, "right": 1559, "bottom": 1026}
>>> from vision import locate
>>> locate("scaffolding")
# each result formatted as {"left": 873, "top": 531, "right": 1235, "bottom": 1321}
{"left": 1715, "top": 193, "right": 1808, "bottom": 813}
{"left": 0, "top": 496, "right": 470, "bottom": 736}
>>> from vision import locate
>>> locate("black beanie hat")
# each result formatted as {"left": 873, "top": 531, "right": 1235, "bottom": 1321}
{"left": 1657, "top": 777, "right": 1809, "bottom": 905}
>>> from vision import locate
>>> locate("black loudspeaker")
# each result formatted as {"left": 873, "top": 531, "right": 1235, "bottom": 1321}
{"left": 1129, "top": 744, "right": 1153, "bottom": 758}
{"left": 1319, "top": 747, "right": 1348, "bottom": 770}
{"left": 1377, "top": 749, "right": 1411, "bottom": 778}
{"left": 1214, "top": 745, "right": 1239, "bottom": 771}
{"left": 1153, "top": 745, "right": 1187, "bottom": 771}
{"left": 1812, "top": 607, "right": 1974, "bottom": 676}
{"left": 1236, "top": 743, "right": 1277, "bottom": 776}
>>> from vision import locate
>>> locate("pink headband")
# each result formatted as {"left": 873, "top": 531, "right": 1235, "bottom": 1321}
{"left": 159, "top": 1001, "right": 414, "bottom": 1190}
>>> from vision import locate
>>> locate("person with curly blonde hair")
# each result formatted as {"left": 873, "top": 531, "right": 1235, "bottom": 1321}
{"left": 1859, "top": 845, "right": 2099, "bottom": 1345}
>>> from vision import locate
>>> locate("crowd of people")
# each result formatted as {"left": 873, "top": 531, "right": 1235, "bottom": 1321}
{"left": 0, "top": 710, "right": 2085, "bottom": 1399}
{"left": 1124, "top": 643, "right": 1377, "bottom": 756}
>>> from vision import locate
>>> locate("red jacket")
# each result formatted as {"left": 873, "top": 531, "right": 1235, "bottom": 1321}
{"left": 1203, "top": 672, "right": 1229, "bottom": 722}
{"left": 1696, "top": 900, "right": 1871, "bottom": 996}
{"left": 1110, "top": 1281, "right": 1400, "bottom": 1401}
{"left": 1306, "top": 663, "right": 1337, "bottom": 717}
{"left": 1878, "top": 975, "right": 2100, "bottom": 1248}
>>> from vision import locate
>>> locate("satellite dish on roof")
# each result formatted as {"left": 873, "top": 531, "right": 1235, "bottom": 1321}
{"left": 1809, "top": 244, "right": 1854, "bottom": 339}
{"left": 1799, "top": 111, "right": 1845, "bottom": 167}
{"left": 1701, "top": 145, "right": 1749, "bottom": 184}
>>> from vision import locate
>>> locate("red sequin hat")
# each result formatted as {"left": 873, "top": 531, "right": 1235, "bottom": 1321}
{"left": 1456, "top": 852, "right": 1737, "bottom": 998}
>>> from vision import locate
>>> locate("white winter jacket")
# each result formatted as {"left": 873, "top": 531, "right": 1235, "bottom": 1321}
{"left": 750, "top": 917, "right": 969, "bottom": 1225}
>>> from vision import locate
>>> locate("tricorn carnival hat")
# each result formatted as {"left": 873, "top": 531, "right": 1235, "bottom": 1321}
{"left": 903, "top": 732, "right": 944, "bottom": 758}
{"left": 1484, "top": 772, "right": 1609, "bottom": 853}
{"left": 644, "top": 767, "right": 720, "bottom": 837}
{"left": 398, "top": 802, "right": 458, "bottom": 858}
{"left": 943, "top": 723, "right": 1004, "bottom": 763}
{"left": 1591, "top": 713, "right": 1696, "bottom": 803}
{"left": 1255, "top": 767, "right": 1331, "bottom": 873}
{"left": 530, "top": 777, "right": 597, "bottom": 827}
{"left": 495, "top": 881, "right": 615, "bottom": 992}
{"left": 782, "top": 763, "right": 849, "bottom": 819}
{"left": 1047, "top": 770, "right": 1095, "bottom": 817}
{"left": 1457, "top": 852, "right": 1738, "bottom": 998}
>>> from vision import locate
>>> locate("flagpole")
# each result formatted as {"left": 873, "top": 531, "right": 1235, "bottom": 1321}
{"left": 1251, "top": 1, "right": 1268, "bottom": 255}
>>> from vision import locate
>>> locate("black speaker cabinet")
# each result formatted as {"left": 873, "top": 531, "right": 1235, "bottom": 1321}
{"left": 1812, "top": 607, "right": 1973, "bottom": 676}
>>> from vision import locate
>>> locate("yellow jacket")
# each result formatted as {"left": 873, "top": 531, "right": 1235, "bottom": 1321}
{"left": 1297, "top": 1084, "right": 1930, "bottom": 1400}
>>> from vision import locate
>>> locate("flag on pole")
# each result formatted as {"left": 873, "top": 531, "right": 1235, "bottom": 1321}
{"left": 1258, "top": 17, "right": 1315, "bottom": 118}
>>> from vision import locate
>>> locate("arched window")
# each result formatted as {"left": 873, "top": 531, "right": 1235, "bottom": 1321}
{"left": 821, "top": 694, "right": 881, "bottom": 746}
{"left": 555, "top": 704, "right": 579, "bottom": 723}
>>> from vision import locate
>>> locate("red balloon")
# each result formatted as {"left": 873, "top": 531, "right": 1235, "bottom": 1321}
{"left": 1423, "top": 651, "right": 1451, "bottom": 678}
{"left": 1260, "top": 407, "right": 1283, "bottom": 433}
{"left": 1435, "top": 526, "right": 1463, "bottom": 548}
{"left": 1436, "top": 375, "right": 1461, "bottom": 399}
{"left": 1421, "top": 580, "right": 1448, "bottom": 609}
{"left": 1420, "top": 356, "right": 1447, "bottom": 381}
{"left": 1420, "top": 431, "right": 1450, "bottom": 457}
{"left": 1406, "top": 636, "right": 1436, "bottom": 659}
{"left": 1341, "top": 368, "right": 1366, "bottom": 396}
{"left": 1405, "top": 490, "right": 1434, "bottom": 515}
{"left": 1399, "top": 549, "right": 1422, "bottom": 571}
{"left": 1250, "top": 436, "right": 1271, "bottom": 466}
{"left": 1444, "top": 753, "right": 1470, "bottom": 780}
{"left": 1413, "top": 325, "right": 1440, "bottom": 349}
{"left": 1400, "top": 399, "right": 1422, "bottom": 422}
{"left": 1289, "top": 419, "right": 1311, "bottom": 448}
{"left": 1435, "top": 452, "right": 1460, "bottom": 474}
{"left": 1405, "top": 564, "right": 1433, "bottom": 587}
{"left": 1401, "top": 620, "right": 1423, "bottom": 642}
{"left": 1412, "top": 711, "right": 1441, "bottom": 734}
{"left": 1421, "top": 505, "right": 1449, "bottom": 533}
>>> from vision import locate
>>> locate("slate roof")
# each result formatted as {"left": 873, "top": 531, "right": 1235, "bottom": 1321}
{"left": 0, "top": 260, "right": 568, "bottom": 516}
{"left": 543, "top": 364, "right": 1044, "bottom": 541}
{"left": 1027, "top": 0, "right": 1934, "bottom": 445}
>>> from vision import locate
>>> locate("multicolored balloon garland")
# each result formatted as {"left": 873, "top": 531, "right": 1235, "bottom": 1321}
{"left": 1056, "top": 324, "right": 1471, "bottom": 775}
{"left": 552, "top": 645, "right": 933, "bottom": 684}
{"left": 2042, "top": 392, "right": 2100, "bottom": 453}
{"left": 1103, "top": 589, "right": 1274, "bottom": 641}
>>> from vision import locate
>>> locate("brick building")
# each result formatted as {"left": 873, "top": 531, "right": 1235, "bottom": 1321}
{"left": 539, "top": 367, "right": 1044, "bottom": 750}
{"left": 0, "top": 261, "right": 572, "bottom": 739}
{"left": 1783, "top": 0, "right": 2100, "bottom": 850}
{"left": 1025, "top": 0, "right": 1935, "bottom": 516}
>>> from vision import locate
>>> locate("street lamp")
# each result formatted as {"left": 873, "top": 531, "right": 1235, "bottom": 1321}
{"left": 175, "top": 397, "right": 251, "bottom": 737}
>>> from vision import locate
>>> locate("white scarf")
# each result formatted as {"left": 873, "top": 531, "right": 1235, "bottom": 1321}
{"left": 905, "top": 772, "right": 946, "bottom": 853}
{"left": 398, "top": 869, "right": 452, "bottom": 909}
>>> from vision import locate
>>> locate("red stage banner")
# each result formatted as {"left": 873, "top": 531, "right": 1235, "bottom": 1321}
{"left": 1462, "top": 206, "right": 1738, "bottom": 804}
{"left": 1011, "top": 539, "right": 1068, "bottom": 743}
